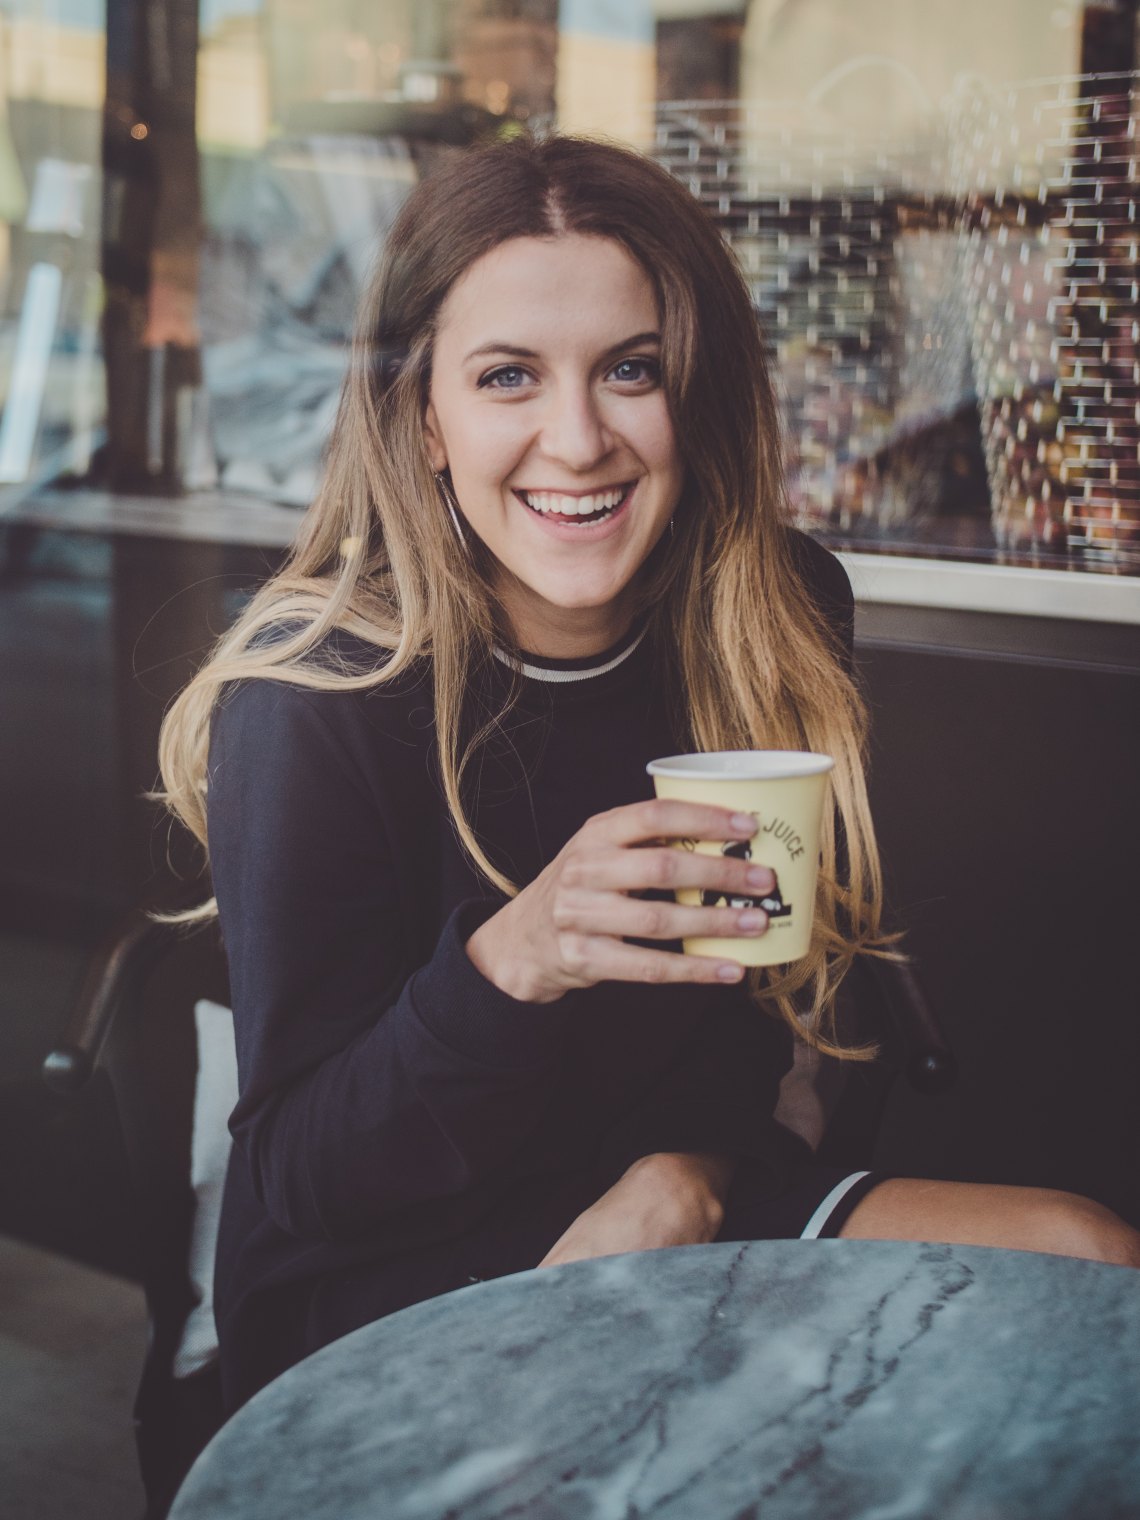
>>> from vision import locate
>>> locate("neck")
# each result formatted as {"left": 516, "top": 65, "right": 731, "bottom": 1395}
{"left": 499, "top": 585, "right": 641, "bottom": 661}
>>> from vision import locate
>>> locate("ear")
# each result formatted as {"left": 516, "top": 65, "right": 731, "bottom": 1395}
{"left": 422, "top": 399, "right": 447, "bottom": 473}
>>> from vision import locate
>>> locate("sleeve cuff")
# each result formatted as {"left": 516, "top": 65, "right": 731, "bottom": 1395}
{"left": 408, "top": 897, "right": 570, "bottom": 1070}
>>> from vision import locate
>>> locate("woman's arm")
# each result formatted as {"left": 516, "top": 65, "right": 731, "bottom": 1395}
{"left": 208, "top": 677, "right": 571, "bottom": 1244}
{"left": 537, "top": 1151, "right": 734, "bottom": 1268}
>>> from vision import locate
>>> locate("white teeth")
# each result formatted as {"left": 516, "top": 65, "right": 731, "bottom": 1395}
{"left": 521, "top": 487, "right": 627, "bottom": 515}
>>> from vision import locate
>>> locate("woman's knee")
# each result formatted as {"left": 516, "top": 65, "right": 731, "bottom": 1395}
{"left": 1025, "top": 1189, "right": 1140, "bottom": 1268}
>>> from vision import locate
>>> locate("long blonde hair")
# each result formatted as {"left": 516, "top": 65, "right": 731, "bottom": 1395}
{"left": 157, "top": 133, "right": 893, "bottom": 1057}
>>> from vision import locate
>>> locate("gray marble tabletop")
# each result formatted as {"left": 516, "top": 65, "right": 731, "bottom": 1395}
{"left": 170, "top": 1240, "right": 1140, "bottom": 1520}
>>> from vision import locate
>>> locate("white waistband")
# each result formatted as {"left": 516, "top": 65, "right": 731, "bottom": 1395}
{"left": 799, "top": 1170, "right": 872, "bottom": 1240}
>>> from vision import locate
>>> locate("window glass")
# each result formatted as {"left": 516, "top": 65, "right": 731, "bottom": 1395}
{"left": 7, "top": 0, "right": 1137, "bottom": 572}
{"left": 0, "top": 0, "right": 105, "bottom": 495}
{"left": 191, "top": 0, "right": 1140, "bottom": 572}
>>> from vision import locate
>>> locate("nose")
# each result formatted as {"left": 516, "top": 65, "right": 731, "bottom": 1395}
{"left": 539, "top": 381, "right": 614, "bottom": 473}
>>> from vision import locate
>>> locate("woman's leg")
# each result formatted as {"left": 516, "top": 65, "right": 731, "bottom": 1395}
{"left": 839, "top": 1178, "right": 1140, "bottom": 1268}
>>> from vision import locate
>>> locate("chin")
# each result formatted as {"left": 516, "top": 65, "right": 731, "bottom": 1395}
{"left": 534, "top": 578, "right": 633, "bottom": 609}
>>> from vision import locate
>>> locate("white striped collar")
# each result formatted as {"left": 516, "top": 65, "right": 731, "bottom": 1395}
{"left": 491, "top": 622, "right": 649, "bottom": 684}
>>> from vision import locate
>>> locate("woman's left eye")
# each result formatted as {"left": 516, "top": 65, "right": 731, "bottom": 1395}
{"left": 609, "top": 357, "right": 660, "bottom": 384}
{"left": 478, "top": 365, "right": 531, "bottom": 390}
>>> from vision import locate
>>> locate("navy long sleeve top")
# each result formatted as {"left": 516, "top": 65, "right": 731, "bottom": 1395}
{"left": 206, "top": 529, "right": 854, "bottom": 1410}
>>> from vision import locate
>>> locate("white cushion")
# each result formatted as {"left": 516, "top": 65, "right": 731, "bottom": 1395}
{"left": 172, "top": 999, "right": 238, "bottom": 1379}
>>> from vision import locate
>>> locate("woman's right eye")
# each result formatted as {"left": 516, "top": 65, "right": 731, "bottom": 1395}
{"left": 477, "top": 365, "right": 531, "bottom": 390}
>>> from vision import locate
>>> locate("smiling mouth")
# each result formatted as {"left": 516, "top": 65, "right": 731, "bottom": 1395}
{"left": 514, "top": 482, "right": 635, "bottom": 525}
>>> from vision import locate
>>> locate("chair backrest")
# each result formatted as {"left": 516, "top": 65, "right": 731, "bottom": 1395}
{"left": 44, "top": 911, "right": 231, "bottom": 1520}
{"left": 775, "top": 954, "right": 958, "bottom": 1169}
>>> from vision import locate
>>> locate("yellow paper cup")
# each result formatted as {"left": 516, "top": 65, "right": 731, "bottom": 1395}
{"left": 645, "top": 750, "right": 834, "bottom": 967}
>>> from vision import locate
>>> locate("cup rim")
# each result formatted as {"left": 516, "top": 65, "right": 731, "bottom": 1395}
{"left": 646, "top": 749, "right": 835, "bottom": 781}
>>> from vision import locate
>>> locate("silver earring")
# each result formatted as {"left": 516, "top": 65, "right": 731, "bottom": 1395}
{"left": 669, "top": 515, "right": 675, "bottom": 539}
{"left": 434, "top": 471, "right": 471, "bottom": 560}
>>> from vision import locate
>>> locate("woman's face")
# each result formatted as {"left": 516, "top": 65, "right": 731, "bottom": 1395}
{"left": 423, "top": 233, "right": 684, "bottom": 657}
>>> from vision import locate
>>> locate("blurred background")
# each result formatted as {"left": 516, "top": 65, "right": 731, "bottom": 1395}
{"left": 1, "top": 2, "right": 1138, "bottom": 1513}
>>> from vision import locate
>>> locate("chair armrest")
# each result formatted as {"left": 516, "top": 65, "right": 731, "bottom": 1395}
{"left": 42, "top": 912, "right": 178, "bottom": 1093}
{"left": 852, "top": 955, "right": 958, "bottom": 1095}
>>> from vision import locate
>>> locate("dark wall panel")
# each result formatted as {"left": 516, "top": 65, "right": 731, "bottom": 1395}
{"left": 861, "top": 634, "right": 1140, "bottom": 1226}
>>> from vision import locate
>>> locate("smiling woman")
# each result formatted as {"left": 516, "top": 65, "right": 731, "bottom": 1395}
{"left": 422, "top": 234, "right": 683, "bottom": 654}
{"left": 153, "top": 133, "right": 1139, "bottom": 1419}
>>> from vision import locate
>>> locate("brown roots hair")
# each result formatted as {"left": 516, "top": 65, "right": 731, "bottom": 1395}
{"left": 156, "top": 132, "right": 894, "bottom": 1058}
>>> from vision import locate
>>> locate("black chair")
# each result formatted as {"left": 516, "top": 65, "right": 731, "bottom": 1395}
{"left": 813, "top": 953, "right": 959, "bottom": 1169}
{"left": 42, "top": 909, "right": 231, "bottom": 1520}
{"left": 42, "top": 908, "right": 956, "bottom": 1520}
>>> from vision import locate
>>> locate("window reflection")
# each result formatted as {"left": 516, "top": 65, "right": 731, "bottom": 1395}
{"left": 189, "top": 0, "right": 1127, "bottom": 568}
{"left": 1, "top": 0, "right": 1137, "bottom": 569}
{"left": 0, "top": 0, "right": 104, "bottom": 489}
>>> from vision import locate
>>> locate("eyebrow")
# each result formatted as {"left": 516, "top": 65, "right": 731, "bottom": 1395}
{"left": 461, "top": 330, "right": 662, "bottom": 365}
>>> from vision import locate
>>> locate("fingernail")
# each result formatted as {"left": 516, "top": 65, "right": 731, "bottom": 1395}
{"left": 718, "top": 962, "right": 744, "bottom": 980}
{"left": 746, "top": 867, "right": 773, "bottom": 888}
{"left": 731, "top": 813, "right": 757, "bottom": 834}
{"left": 738, "top": 911, "right": 766, "bottom": 931}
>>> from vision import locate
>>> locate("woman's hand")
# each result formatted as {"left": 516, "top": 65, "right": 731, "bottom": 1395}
{"left": 536, "top": 1151, "right": 734, "bottom": 1269}
{"left": 464, "top": 799, "right": 774, "bottom": 1004}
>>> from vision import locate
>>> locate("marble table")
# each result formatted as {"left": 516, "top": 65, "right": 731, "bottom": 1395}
{"left": 170, "top": 1240, "right": 1140, "bottom": 1519}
